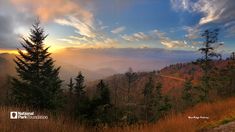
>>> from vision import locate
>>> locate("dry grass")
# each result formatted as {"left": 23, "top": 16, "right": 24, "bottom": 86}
{"left": 103, "top": 98, "right": 235, "bottom": 132}
{"left": 1, "top": 98, "right": 235, "bottom": 132}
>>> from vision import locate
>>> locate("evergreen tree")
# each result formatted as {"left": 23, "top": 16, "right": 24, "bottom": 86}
{"left": 74, "top": 72, "right": 86, "bottom": 98}
{"left": 226, "top": 60, "right": 235, "bottom": 96}
{"left": 92, "top": 80, "right": 112, "bottom": 124}
{"left": 198, "top": 29, "right": 221, "bottom": 101}
{"left": 143, "top": 73, "right": 154, "bottom": 122}
{"left": 125, "top": 67, "right": 137, "bottom": 103}
{"left": 73, "top": 72, "right": 90, "bottom": 121}
{"left": 67, "top": 78, "right": 74, "bottom": 95}
{"left": 125, "top": 67, "right": 137, "bottom": 122}
{"left": 11, "top": 21, "right": 63, "bottom": 109}
{"left": 152, "top": 82, "right": 171, "bottom": 121}
{"left": 155, "top": 82, "right": 163, "bottom": 101}
{"left": 142, "top": 78, "right": 171, "bottom": 122}
{"left": 111, "top": 75, "right": 119, "bottom": 122}
{"left": 95, "top": 80, "right": 110, "bottom": 105}
{"left": 216, "top": 59, "right": 235, "bottom": 97}
{"left": 182, "top": 79, "right": 194, "bottom": 107}
{"left": 231, "top": 52, "right": 235, "bottom": 60}
{"left": 65, "top": 77, "right": 76, "bottom": 118}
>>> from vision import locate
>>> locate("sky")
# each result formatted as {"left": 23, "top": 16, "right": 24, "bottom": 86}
{"left": 0, "top": 0, "right": 235, "bottom": 53}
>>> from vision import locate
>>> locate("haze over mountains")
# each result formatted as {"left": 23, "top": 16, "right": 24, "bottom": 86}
{"left": 0, "top": 48, "right": 201, "bottom": 81}
{"left": 53, "top": 48, "right": 201, "bottom": 80}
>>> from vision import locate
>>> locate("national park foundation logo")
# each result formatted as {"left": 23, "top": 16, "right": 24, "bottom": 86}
{"left": 10, "top": 111, "right": 48, "bottom": 119}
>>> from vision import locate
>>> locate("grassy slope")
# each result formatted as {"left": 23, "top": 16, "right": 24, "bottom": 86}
{"left": 1, "top": 98, "right": 235, "bottom": 132}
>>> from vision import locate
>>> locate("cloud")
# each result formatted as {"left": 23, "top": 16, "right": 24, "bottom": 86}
{"left": 111, "top": 26, "right": 125, "bottom": 34}
{"left": 69, "top": 35, "right": 93, "bottom": 43}
{"left": 171, "top": 0, "right": 235, "bottom": 25}
{"left": 120, "top": 29, "right": 196, "bottom": 49}
{"left": 171, "top": 0, "right": 235, "bottom": 39}
{"left": 54, "top": 12, "right": 117, "bottom": 48}
{"left": 11, "top": 0, "right": 96, "bottom": 38}
{"left": 10, "top": 0, "right": 98, "bottom": 46}
{"left": 183, "top": 26, "right": 200, "bottom": 40}
{"left": 0, "top": 0, "right": 36, "bottom": 49}
{"left": 192, "top": 0, "right": 230, "bottom": 25}
{"left": 171, "top": 0, "right": 191, "bottom": 11}
{"left": 58, "top": 33, "right": 119, "bottom": 48}
{"left": 224, "top": 21, "right": 235, "bottom": 37}
{"left": 152, "top": 30, "right": 165, "bottom": 38}
{"left": 57, "top": 38, "right": 74, "bottom": 44}
{"left": 152, "top": 30, "right": 189, "bottom": 48}
{"left": 161, "top": 40, "right": 186, "bottom": 48}
{"left": 11, "top": 0, "right": 93, "bottom": 23}
{"left": 55, "top": 16, "right": 96, "bottom": 38}
{"left": 0, "top": 14, "right": 19, "bottom": 49}
{"left": 122, "top": 32, "right": 149, "bottom": 41}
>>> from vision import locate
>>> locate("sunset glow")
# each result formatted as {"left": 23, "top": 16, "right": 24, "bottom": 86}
{"left": 0, "top": 49, "right": 19, "bottom": 54}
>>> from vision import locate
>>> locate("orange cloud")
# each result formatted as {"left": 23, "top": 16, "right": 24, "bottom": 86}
{"left": 11, "top": 0, "right": 93, "bottom": 23}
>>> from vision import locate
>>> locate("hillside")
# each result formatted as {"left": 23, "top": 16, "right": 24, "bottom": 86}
{"left": 85, "top": 60, "right": 233, "bottom": 105}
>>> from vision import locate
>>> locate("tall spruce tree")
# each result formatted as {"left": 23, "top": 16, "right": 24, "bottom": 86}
{"left": 11, "top": 21, "right": 63, "bottom": 109}
{"left": 198, "top": 29, "right": 221, "bottom": 101}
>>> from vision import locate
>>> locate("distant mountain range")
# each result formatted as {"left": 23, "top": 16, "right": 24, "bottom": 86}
{"left": 0, "top": 48, "right": 202, "bottom": 82}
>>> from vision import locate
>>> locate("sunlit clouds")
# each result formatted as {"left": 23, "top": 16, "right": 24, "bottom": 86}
{"left": 0, "top": 0, "right": 234, "bottom": 52}
{"left": 55, "top": 16, "right": 95, "bottom": 38}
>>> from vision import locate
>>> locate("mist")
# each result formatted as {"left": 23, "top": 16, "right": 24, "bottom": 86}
{"left": 52, "top": 48, "right": 200, "bottom": 81}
